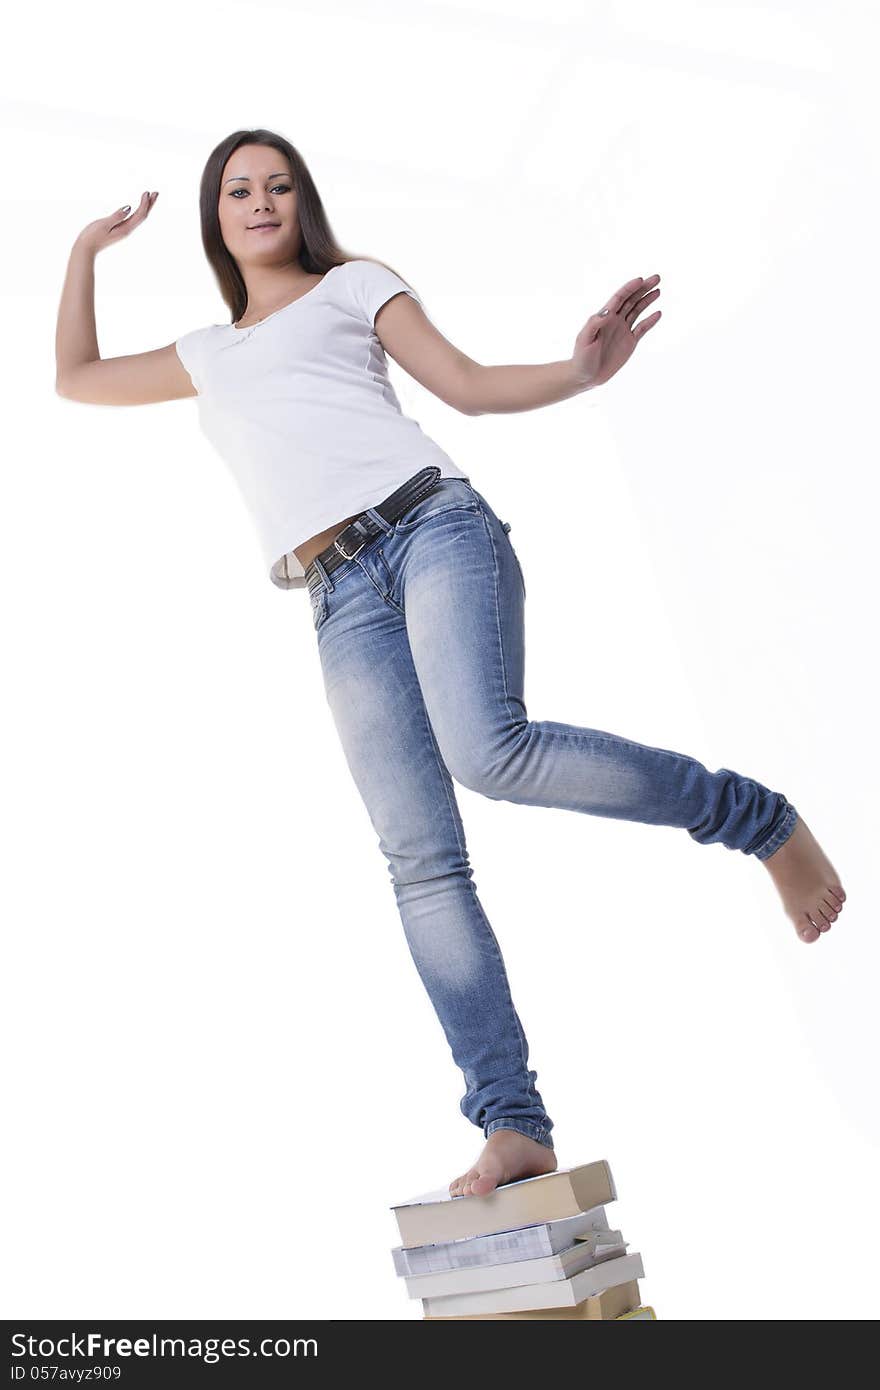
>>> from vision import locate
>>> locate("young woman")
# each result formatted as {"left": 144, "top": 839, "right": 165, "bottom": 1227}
{"left": 55, "top": 128, "right": 846, "bottom": 1201}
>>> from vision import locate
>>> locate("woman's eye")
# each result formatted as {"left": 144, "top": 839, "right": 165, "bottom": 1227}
{"left": 229, "top": 184, "right": 291, "bottom": 198}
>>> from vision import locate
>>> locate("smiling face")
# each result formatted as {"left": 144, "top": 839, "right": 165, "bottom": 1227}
{"left": 218, "top": 143, "right": 301, "bottom": 266}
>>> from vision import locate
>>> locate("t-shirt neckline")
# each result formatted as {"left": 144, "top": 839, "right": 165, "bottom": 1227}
{"left": 228, "top": 263, "right": 342, "bottom": 332}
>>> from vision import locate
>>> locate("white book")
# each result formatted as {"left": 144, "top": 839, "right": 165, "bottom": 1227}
{"left": 405, "top": 1231, "right": 628, "bottom": 1299}
{"left": 391, "top": 1205, "right": 612, "bottom": 1277}
{"left": 421, "top": 1251, "right": 645, "bottom": 1318}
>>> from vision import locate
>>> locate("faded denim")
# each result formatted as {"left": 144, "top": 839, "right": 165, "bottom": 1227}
{"left": 305, "top": 477, "right": 799, "bottom": 1150}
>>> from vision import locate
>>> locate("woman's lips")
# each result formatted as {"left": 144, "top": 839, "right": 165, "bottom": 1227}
{"left": 249, "top": 224, "right": 280, "bottom": 232}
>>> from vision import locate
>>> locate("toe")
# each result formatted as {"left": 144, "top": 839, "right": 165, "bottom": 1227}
{"left": 821, "top": 897, "right": 839, "bottom": 921}
{"left": 470, "top": 1171, "right": 500, "bottom": 1196}
{"left": 798, "top": 914, "right": 820, "bottom": 942}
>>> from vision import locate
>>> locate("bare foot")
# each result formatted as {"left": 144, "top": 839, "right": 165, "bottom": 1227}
{"left": 762, "top": 814, "right": 846, "bottom": 943}
{"left": 448, "top": 1128, "right": 558, "bottom": 1198}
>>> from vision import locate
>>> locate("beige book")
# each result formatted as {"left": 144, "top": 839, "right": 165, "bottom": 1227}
{"left": 391, "top": 1160, "right": 616, "bottom": 1248}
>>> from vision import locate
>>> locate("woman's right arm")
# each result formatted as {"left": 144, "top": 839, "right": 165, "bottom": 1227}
{"left": 55, "top": 192, "right": 197, "bottom": 406}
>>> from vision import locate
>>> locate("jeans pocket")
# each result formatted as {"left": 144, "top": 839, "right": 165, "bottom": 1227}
{"left": 501, "top": 520, "right": 526, "bottom": 599}
{"left": 392, "top": 477, "right": 481, "bottom": 532}
{"left": 308, "top": 582, "right": 328, "bottom": 632}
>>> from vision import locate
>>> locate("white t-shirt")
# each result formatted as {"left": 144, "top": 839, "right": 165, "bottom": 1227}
{"left": 175, "top": 258, "right": 468, "bottom": 590}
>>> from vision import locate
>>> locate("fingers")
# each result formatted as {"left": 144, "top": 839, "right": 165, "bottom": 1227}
{"left": 582, "top": 273, "right": 662, "bottom": 350}
{"left": 626, "top": 287, "right": 660, "bottom": 325}
{"left": 109, "top": 191, "right": 158, "bottom": 230}
{"left": 592, "top": 276, "right": 661, "bottom": 345}
{"left": 620, "top": 275, "right": 660, "bottom": 316}
{"left": 605, "top": 274, "right": 660, "bottom": 317}
{"left": 613, "top": 277, "right": 646, "bottom": 308}
{"left": 631, "top": 310, "right": 661, "bottom": 340}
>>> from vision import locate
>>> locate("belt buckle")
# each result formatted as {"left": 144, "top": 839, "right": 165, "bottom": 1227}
{"left": 333, "top": 524, "right": 366, "bottom": 561}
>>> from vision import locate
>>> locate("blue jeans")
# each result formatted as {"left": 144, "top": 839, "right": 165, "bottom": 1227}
{"left": 306, "top": 477, "right": 799, "bottom": 1151}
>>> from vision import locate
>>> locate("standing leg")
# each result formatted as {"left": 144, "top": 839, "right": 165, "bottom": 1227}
{"left": 310, "top": 557, "right": 557, "bottom": 1161}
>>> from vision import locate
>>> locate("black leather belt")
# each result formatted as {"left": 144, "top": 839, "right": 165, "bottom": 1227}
{"left": 303, "top": 466, "right": 443, "bottom": 586}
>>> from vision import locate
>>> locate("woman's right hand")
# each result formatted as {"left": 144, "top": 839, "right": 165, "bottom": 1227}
{"left": 75, "top": 190, "right": 159, "bottom": 256}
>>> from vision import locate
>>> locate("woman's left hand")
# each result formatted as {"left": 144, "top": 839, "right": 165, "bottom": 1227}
{"left": 571, "top": 275, "right": 661, "bottom": 388}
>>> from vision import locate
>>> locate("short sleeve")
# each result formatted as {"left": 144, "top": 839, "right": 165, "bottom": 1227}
{"left": 175, "top": 326, "right": 209, "bottom": 394}
{"left": 346, "top": 260, "right": 422, "bottom": 329}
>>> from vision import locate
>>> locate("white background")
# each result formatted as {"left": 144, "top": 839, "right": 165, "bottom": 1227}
{"left": 4, "top": 0, "right": 877, "bottom": 1321}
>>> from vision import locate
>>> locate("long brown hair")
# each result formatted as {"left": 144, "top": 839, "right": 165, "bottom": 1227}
{"left": 196, "top": 129, "right": 420, "bottom": 325}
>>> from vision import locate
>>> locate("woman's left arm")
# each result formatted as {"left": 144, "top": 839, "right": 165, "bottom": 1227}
{"left": 374, "top": 274, "right": 661, "bottom": 417}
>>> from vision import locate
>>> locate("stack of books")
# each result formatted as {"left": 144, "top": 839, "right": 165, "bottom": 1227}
{"left": 389, "top": 1159, "right": 656, "bottom": 1319}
